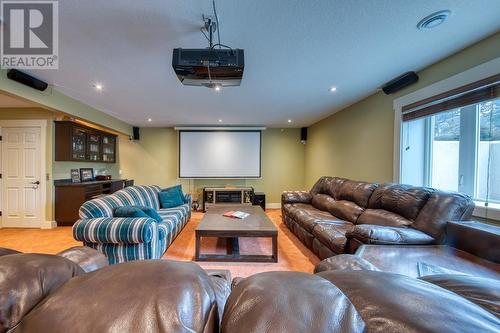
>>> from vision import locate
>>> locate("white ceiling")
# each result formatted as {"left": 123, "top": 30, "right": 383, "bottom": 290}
{"left": 23, "top": 0, "right": 500, "bottom": 127}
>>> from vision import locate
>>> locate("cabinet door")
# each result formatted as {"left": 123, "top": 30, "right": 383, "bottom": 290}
{"left": 71, "top": 127, "right": 87, "bottom": 160}
{"left": 102, "top": 135, "right": 116, "bottom": 163}
{"left": 87, "top": 132, "right": 102, "bottom": 161}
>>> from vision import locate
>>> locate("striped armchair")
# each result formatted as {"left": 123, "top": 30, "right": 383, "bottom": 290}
{"left": 73, "top": 185, "right": 191, "bottom": 264}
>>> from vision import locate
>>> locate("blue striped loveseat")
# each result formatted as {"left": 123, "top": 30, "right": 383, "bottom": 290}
{"left": 73, "top": 185, "right": 191, "bottom": 264}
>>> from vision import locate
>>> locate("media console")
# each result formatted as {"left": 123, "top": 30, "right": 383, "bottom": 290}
{"left": 203, "top": 187, "right": 254, "bottom": 211}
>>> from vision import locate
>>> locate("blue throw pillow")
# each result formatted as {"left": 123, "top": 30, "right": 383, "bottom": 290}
{"left": 159, "top": 185, "right": 185, "bottom": 209}
{"left": 113, "top": 206, "right": 149, "bottom": 219}
{"left": 114, "top": 206, "right": 163, "bottom": 223}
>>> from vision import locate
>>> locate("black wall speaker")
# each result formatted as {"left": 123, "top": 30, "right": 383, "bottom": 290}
{"left": 132, "top": 127, "right": 140, "bottom": 140}
{"left": 301, "top": 127, "right": 308, "bottom": 144}
{"left": 7, "top": 69, "right": 48, "bottom": 91}
{"left": 382, "top": 71, "right": 419, "bottom": 95}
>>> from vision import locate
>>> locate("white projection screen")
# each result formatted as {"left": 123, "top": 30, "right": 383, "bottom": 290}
{"left": 179, "top": 131, "right": 262, "bottom": 178}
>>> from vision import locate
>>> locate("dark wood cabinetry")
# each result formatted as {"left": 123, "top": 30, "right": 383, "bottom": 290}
{"left": 55, "top": 121, "right": 117, "bottom": 163}
{"left": 54, "top": 179, "right": 132, "bottom": 226}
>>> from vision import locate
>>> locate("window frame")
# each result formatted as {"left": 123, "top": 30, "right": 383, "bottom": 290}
{"left": 393, "top": 57, "right": 500, "bottom": 221}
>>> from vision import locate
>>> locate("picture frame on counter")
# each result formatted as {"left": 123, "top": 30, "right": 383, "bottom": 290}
{"left": 70, "top": 169, "right": 81, "bottom": 183}
{"left": 80, "top": 168, "right": 94, "bottom": 182}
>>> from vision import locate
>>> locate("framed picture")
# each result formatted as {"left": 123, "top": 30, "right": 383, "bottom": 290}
{"left": 80, "top": 168, "right": 94, "bottom": 182}
{"left": 70, "top": 169, "right": 80, "bottom": 183}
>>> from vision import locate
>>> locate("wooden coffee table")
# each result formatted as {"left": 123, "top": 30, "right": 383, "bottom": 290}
{"left": 195, "top": 206, "right": 278, "bottom": 262}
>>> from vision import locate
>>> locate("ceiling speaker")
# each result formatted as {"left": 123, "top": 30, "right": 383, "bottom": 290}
{"left": 132, "top": 127, "right": 140, "bottom": 140}
{"left": 382, "top": 71, "right": 418, "bottom": 95}
{"left": 301, "top": 127, "right": 307, "bottom": 144}
{"left": 7, "top": 69, "right": 48, "bottom": 91}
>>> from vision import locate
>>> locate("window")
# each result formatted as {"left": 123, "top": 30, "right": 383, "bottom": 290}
{"left": 400, "top": 76, "right": 500, "bottom": 204}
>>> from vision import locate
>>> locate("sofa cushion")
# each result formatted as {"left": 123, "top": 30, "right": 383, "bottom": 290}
{"left": 346, "top": 224, "right": 435, "bottom": 245}
{"left": 0, "top": 254, "right": 84, "bottom": 333}
{"left": 329, "top": 200, "right": 365, "bottom": 223}
{"left": 15, "top": 260, "right": 219, "bottom": 333}
{"left": 159, "top": 185, "right": 185, "bottom": 208}
{"left": 322, "top": 176, "right": 347, "bottom": 199}
{"left": 337, "top": 180, "right": 378, "bottom": 208}
{"left": 311, "top": 193, "right": 336, "bottom": 212}
{"left": 314, "top": 254, "right": 379, "bottom": 273}
{"left": 419, "top": 274, "right": 500, "bottom": 317}
{"left": 312, "top": 221, "right": 354, "bottom": 254}
{"left": 317, "top": 270, "right": 500, "bottom": 333}
{"left": 414, "top": 191, "right": 474, "bottom": 242}
{"left": 113, "top": 206, "right": 149, "bottom": 219}
{"left": 356, "top": 208, "right": 413, "bottom": 227}
{"left": 222, "top": 271, "right": 365, "bottom": 333}
{"left": 368, "top": 184, "right": 433, "bottom": 221}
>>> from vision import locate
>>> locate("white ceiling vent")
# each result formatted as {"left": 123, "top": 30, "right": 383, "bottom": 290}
{"left": 417, "top": 10, "right": 451, "bottom": 30}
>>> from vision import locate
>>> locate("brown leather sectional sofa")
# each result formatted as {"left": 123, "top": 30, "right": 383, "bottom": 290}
{"left": 1, "top": 247, "right": 499, "bottom": 332}
{"left": 282, "top": 176, "right": 475, "bottom": 259}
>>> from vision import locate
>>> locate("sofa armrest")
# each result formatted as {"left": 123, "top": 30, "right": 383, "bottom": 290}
{"left": 346, "top": 224, "right": 436, "bottom": 245}
{"left": 281, "top": 191, "right": 312, "bottom": 205}
{"left": 73, "top": 217, "right": 157, "bottom": 244}
{"left": 57, "top": 246, "right": 108, "bottom": 272}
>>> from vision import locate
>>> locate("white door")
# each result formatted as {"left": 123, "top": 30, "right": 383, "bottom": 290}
{"left": 1, "top": 127, "right": 42, "bottom": 227}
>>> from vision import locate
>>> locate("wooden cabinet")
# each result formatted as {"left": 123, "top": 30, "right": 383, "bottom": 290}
{"left": 55, "top": 121, "right": 117, "bottom": 163}
{"left": 54, "top": 179, "right": 131, "bottom": 226}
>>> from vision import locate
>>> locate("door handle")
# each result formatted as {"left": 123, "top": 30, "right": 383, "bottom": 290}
{"left": 30, "top": 181, "right": 40, "bottom": 185}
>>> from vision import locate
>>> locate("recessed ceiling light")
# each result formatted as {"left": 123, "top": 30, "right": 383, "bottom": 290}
{"left": 329, "top": 86, "right": 337, "bottom": 92}
{"left": 287, "top": 119, "right": 292, "bottom": 123}
{"left": 147, "top": 118, "right": 152, "bottom": 122}
{"left": 214, "top": 85, "right": 221, "bottom": 91}
{"left": 417, "top": 10, "right": 451, "bottom": 30}
{"left": 218, "top": 119, "right": 222, "bottom": 123}
{"left": 93, "top": 83, "right": 103, "bottom": 91}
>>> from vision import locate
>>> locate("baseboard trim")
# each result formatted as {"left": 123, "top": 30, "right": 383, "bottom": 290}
{"left": 266, "top": 203, "right": 281, "bottom": 209}
{"left": 41, "top": 220, "right": 57, "bottom": 229}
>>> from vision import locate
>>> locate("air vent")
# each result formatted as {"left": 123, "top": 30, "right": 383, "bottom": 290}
{"left": 417, "top": 10, "right": 451, "bottom": 30}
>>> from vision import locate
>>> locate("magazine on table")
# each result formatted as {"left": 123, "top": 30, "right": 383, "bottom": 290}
{"left": 223, "top": 210, "right": 250, "bottom": 219}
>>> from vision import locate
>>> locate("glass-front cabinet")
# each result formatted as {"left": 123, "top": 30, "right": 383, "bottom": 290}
{"left": 71, "top": 127, "right": 87, "bottom": 160}
{"left": 55, "top": 121, "right": 117, "bottom": 163}
{"left": 88, "top": 132, "right": 102, "bottom": 161}
{"left": 102, "top": 135, "right": 116, "bottom": 163}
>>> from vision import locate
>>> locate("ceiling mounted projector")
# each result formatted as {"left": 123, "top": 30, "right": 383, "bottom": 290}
{"left": 172, "top": 48, "right": 244, "bottom": 87}
{"left": 172, "top": 1, "right": 244, "bottom": 89}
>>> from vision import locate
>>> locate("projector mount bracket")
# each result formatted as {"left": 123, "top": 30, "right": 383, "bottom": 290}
{"left": 202, "top": 15, "right": 217, "bottom": 48}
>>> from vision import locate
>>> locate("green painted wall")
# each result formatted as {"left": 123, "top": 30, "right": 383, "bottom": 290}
{"left": 305, "top": 32, "right": 500, "bottom": 188}
{"left": 119, "top": 127, "right": 306, "bottom": 203}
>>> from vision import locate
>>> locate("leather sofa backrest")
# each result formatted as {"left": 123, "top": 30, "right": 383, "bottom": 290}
{"left": 0, "top": 254, "right": 84, "bottom": 333}
{"left": 337, "top": 180, "right": 378, "bottom": 208}
{"left": 317, "top": 270, "right": 500, "bottom": 333}
{"left": 367, "top": 183, "right": 434, "bottom": 221}
{"left": 356, "top": 183, "right": 434, "bottom": 227}
{"left": 310, "top": 178, "right": 377, "bottom": 223}
{"left": 222, "top": 271, "right": 365, "bottom": 333}
{"left": 414, "top": 190, "right": 474, "bottom": 242}
{"left": 310, "top": 176, "right": 346, "bottom": 199}
{"left": 14, "top": 260, "right": 219, "bottom": 333}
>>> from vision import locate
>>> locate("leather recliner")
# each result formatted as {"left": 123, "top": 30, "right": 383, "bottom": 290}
{"left": 1, "top": 248, "right": 499, "bottom": 333}
{"left": 0, "top": 248, "right": 229, "bottom": 333}
{"left": 282, "top": 176, "right": 475, "bottom": 259}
